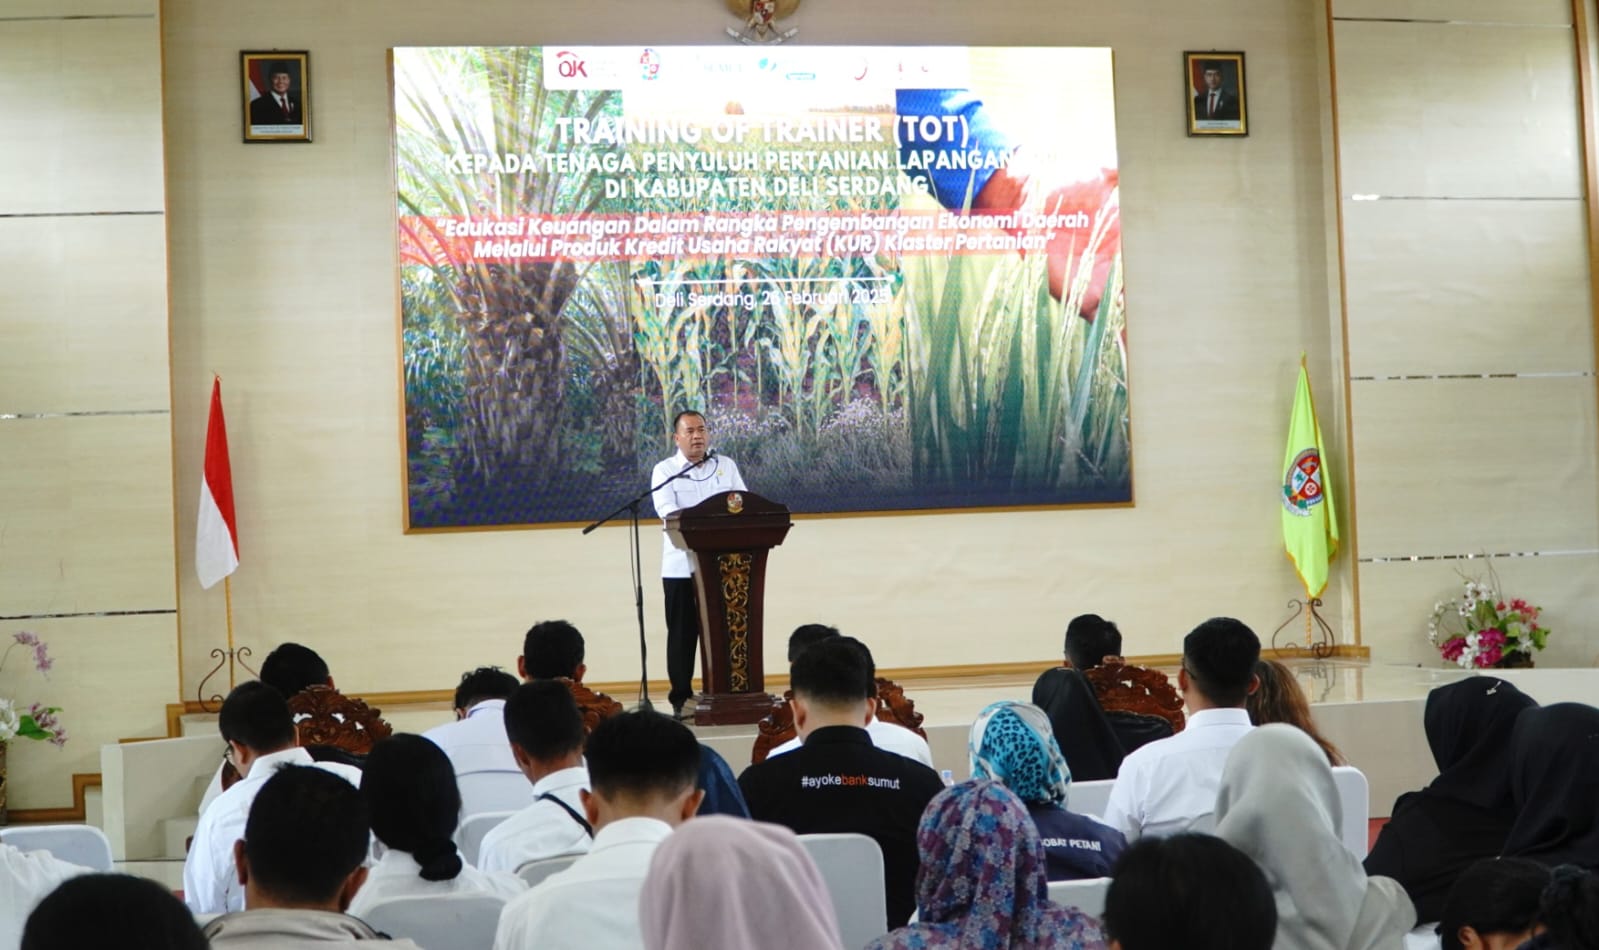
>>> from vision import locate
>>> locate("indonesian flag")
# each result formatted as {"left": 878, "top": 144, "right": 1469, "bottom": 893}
{"left": 196, "top": 378, "right": 240, "bottom": 589}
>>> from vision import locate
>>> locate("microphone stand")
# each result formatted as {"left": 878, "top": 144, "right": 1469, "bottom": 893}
{"left": 582, "top": 456, "right": 710, "bottom": 713}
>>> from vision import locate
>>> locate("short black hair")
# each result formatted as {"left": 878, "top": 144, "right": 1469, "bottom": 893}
{"left": 585, "top": 710, "right": 700, "bottom": 801}
{"left": 361, "top": 735, "right": 463, "bottom": 882}
{"left": 1440, "top": 858, "right": 1550, "bottom": 950}
{"left": 1526, "top": 865, "right": 1599, "bottom": 950}
{"left": 219, "top": 680, "right": 296, "bottom": 753}
{"left": 787, "top": 623, "right": 841, "bottom": 663}
{"left": 790, "top": 636, "right": 875, "bottom": 707}
{"left": 504, "top": 679, "right": 586, "bottom": 760}
{"left": 22, "top": 874, "right": 208, "bottom": 950}
{"left": 1064, "top": 613, "right": 1122, "bottom": 670}
{"left": 672, "top": 410, "right": 705, "bottom": 432}
{"left": 454, "top": 666, "right": 519, "bottom": 711}
{"left": 1182, "top": 618, "right": 1261, "bottom": 707}
{"left": 259, "top": 642, "right": 328, "bottom": 698}
{"left": 242, "top": 766, "right": 370, "bottom": 905}
{"left": 1103, "top": 833, "right": 1276, "bottom": 950}
{"left": 522, "top": 620, "right": 585, "bottom": 680}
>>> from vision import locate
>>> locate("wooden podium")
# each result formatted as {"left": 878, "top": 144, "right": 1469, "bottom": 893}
{"left": 665, "top": 490, "right": 792, "bottom": 725}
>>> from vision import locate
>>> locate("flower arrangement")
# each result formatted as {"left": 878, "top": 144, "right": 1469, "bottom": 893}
{"left": 0, "top": 632, "right": 68, "bottom": 747}
{"left": 1427, "top": 568, "right": 1548, "bottom": 669}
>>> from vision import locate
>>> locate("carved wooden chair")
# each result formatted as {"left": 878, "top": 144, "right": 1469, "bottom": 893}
{"left": 287, "top": 685, "right": 395, "bottom": 759}
{"left": 750, "top": 677, "right": 927, "bottom": 764}
{"left": 1082, "top": 658, "right": 1185, "bottom": 735}
{"left": 560, "top": 678, "right": 624, "bottom": 734}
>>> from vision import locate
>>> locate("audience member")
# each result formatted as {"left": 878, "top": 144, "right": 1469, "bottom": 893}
{"left": 199, "top": 640, "right": 338, "bottom": 815}
{"left": 519, "top": 619, "right": 586, "bottom": 681}
{"left": 969, "top": 700, "right": 1125, "bottom": 880}
{"left": 259, "top": 642, "right": 335, "bottom": 698}
{"left": 739, "top": 636, "right": 944, "bottom": 927}
{"left": 421, "top": 666, "right": 529, "bottom": 817}
{"left": 1063, "top": 613, "right": 1124, "bottom": 671}
{"left": 2, "top": 843, "right": 88, "bottom": 950}
{"left": 1102, "top": 617, "right": 1260, "bottom": 839}
{"left": 1246, "top": 658, "right": 1345, "bottom": 765}
{"left": 1523, "top": 865, "right": 1599, "bottom": 950}
{"left": 184, "top": 681, "right": 364, "bottom": 914}
{"left": 866, "top": 780, "right": 1107, "bottom": 950}
{"left": 1216, "top": 724, "right": 1415, "bottom": 949}
{"left": 1437, "top": 857, "right": 1549, "bottom": 950}
{"left": 1502, "top": 704, "right": 1599, "bottom": 870}
{"left": 21, "top": 873, "right": 207, "bottom": 950}
{"left": 1101, "top": 833, "right": 1276, "bottom": 950}
{"left": 203, "top": 766, "right": 424, "bottom": 948}
{"left": 766, "top": 628, "right": 934, "bottom": 767}
{"left": 1028, "top": 664, "right": 1124, "bottom": 782}
{"left": 348, "top": 734, "right": 525, "bottom": 917}
{"left": 639, "top": 816, "right": 844, "bottom": 950}
{"left": 495, "top": 710, "right": 704, "bottom": 949}
{"left": 476, "top": 680, "right": 592, "bottom": 873}
{"left": 694, "top": 744, "right": 750, "bottom": 818}
{"left": 1365, "top": 678, "right": 1536, "bottom": 921}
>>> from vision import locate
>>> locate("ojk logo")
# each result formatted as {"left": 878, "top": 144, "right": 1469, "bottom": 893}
{"left": 554, "top": 50, "right": 588, "bottom": 78}
{"left": 640, "top": 48, "right": 661, "bottom": 80}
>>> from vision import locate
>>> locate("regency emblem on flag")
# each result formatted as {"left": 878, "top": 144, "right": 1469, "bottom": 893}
{"left": 1282, "top": 448, "right": 1324, "bottom": 516}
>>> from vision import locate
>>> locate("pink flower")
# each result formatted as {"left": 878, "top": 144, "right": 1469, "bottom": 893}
{"left": 1510, "top": 598, "right": 1529, "bottom": 612}
{"left": 48, "top": 728, "right": 67, "bottom": 749}
{"left": 31, "top": 642, "right": 52, "bottom": 674}
{"left": 1475, "top": 644, "right": 1504, "bottom": 667}
{"left": 1478, "top": 628, "right": 1507, "bottom": 649}
{"left": 1497, "top": 601, "right": 1507, "bottom": 612}
{"left": 1441, "top": 637, "right": 1468, "bottom": 662}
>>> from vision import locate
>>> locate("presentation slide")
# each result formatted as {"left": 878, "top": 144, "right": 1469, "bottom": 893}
{"left": 393, "top": 45, "right": 1128, "bottom": 528}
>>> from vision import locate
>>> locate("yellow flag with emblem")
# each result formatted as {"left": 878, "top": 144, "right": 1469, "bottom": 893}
{"left": 1281, "top": 358, "right": 1338, "bottom": 598}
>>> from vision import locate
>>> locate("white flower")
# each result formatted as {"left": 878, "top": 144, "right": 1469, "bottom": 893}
{"left": 0, "top": 698, "right": 18, "bottom": 742}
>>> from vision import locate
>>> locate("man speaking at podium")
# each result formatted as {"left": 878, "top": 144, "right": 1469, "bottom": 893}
{"left": 652, "top": 410, "right": 746, "bottom": 721}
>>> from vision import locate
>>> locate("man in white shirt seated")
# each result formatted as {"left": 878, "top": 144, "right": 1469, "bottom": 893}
{"left": 202, "top": 766, "right": 424, "bottom": 948}
{"left": 1101, "top": 617, "right": 1261, "bottom": 841}
{"left": 765, "top": 625, "right": 935, "bottom": 768}
{"left": 476, "top": 680, "right": 592, "bottom": 873}
{"left": 184, "top": 681, "right": 365, "bottom": 914}
{"left": 494, "top": 709, "right": 704, "bottom": 950}
{"left": 0, "top": 842, "right": 89, "bottom": 950}
{"left": 421, "top": 666, "right": 529, "bottom": 817}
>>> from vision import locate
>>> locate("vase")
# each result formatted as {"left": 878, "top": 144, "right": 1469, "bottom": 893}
{"left": 1494, "top": 652, "right": 1536, "bottom": 670}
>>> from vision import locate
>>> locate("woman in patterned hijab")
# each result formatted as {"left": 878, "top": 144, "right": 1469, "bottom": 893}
{"left": 865, "top": 780, "right": 1106, "bottom": 950}
{"left": 969, "top": 701, "right": 1126, "bottom": 881}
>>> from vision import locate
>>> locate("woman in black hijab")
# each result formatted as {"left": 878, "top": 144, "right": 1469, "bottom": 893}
{"left": 1364, "top": 677, "right": 1536, "bottom": 921}
{"left": 1502, "top": 703, "right": 1599, "bottom": 870}
{"left": 1029, "top": 665, "right": 1124, "bottom": 781}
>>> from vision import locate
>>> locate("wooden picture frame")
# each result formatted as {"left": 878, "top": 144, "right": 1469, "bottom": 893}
{"left": 242, "top": 50, "right": 311, "bottom": 143}
{"left": 1185, "top": 51, "right": 1247, "bottom": 137}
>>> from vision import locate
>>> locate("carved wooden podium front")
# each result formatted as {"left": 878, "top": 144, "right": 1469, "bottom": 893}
{"left": 665, "top": 490, "right": 791, "bottom": 725}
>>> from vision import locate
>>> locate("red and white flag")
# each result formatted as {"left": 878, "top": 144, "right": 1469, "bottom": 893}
{"left": 196, "top": 378, "right": 239, "bottom": 589}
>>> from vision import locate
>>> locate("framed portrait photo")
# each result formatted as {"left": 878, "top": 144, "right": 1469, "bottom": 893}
{"left": 242, "top": 50, "right": 311, "bottom": 143}
{"left": 1185, "top": 51, "right": 1247, "bottom": 137}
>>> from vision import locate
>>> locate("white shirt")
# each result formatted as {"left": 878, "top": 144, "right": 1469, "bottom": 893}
{"left": 0, "top": 843, "right": 89, "bottom": 950}
{"left": 493, "top": 816, "right": 673, "bottom": 950}
{"left": 1101, "top": 707, "right": 1254, "bottom": 841}
{"left": 475, "top": 766, "right": 592, "bottom": 873}
{"left": 183, "top": 747, "right": 365, "bottom": 914}
{"left": 421, "top": 701, "right": 533, "bottom": 817}
{"left": 767, "top": 716, "right": 936, "bottom": 768}
{"left": 346, "top": 849, "right": 526, "bottom": 919}
{"left": 651, "top": 450, "right": 746, "bottom": 578}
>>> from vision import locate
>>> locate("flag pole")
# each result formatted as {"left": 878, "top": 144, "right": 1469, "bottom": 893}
{"left": 224, "top": 575, "right": 237, "bottom": 689}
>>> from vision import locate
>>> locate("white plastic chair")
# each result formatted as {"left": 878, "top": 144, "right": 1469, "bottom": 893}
{"left": 1331, "top": 765, "right": 1371, "bottom": 858}
{"left": 1047, "top": 877, "right": 1111, "bottom": 918}
{"left": 1064, "top": 779, "right": 1115, "bottom": 820}
{"left": 515, "top": 852, "right": 581, "bottom": 887}
{"left": 0, "top": 824, "right": 114, "bottom": 870}
{"left": 456, "top": 772, "right": 535, "bottom": 820}
{"left": 456, "top": 811, "right": 515, "bottom": 868}
{"left": 798, "top": 832, "right": 888, "bottom": 950}
{"left": 360, "top": 894, "right": 506, "bottom": 950}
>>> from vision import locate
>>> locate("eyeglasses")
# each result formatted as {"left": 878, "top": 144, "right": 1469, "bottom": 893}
{"left": 222, "top": 742, "right": 235, "bottom": 763}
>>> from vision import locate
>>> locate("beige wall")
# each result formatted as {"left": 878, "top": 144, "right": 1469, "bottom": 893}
{"left": 1330, "top": 1, "right": 1599, "bottom": 667}
{"left": 158, "top": 0, "right": 1350, "bottom": 720}
{"left": 0, "top": 0, "right": 180, "bottom": 810}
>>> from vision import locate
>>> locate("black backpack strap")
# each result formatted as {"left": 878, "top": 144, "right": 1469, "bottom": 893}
{"left": 538, "top": 791, "right": 594, "bottom": 836}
